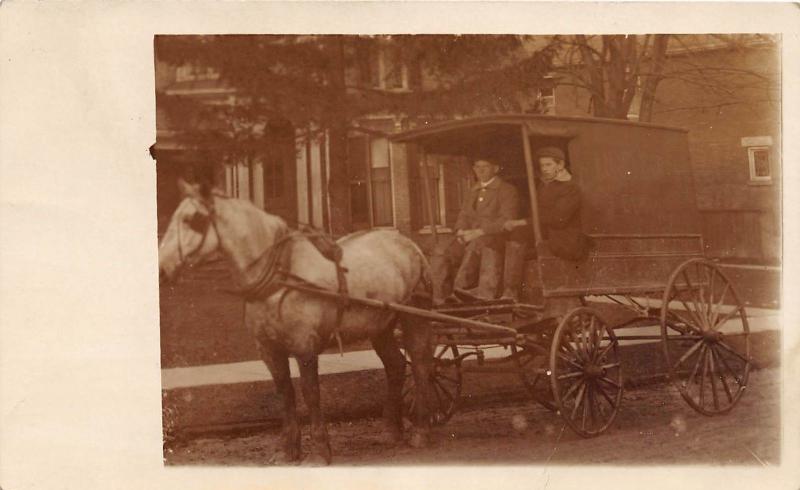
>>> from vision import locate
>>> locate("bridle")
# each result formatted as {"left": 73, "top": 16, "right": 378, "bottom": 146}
{"left": 177, "top": 197, "right": 219, "bottom": 266}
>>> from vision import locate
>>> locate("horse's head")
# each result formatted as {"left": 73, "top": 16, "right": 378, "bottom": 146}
{"left": 158, "top": 179, "right": 220, "bottom": 283}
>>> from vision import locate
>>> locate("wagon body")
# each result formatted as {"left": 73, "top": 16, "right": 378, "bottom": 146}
{"left": 386, "top": 115, "right": 752, "bottom": 436}
{"left": 392, "top": 114, "right": 705, "bottom": 302}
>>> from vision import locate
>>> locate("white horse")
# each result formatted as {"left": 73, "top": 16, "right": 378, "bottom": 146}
{"left": 159, "top": 180, "right": 435, "bottom": 465}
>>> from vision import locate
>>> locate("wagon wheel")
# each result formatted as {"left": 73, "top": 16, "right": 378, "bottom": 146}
{"left": 550, "top": 307, "right": 623, "bottom": 438}
{"left": 401, "top": 341, "right": 463, "bottom": 426}
{"left": 660, "top": 258, "right": 751, "bottom": 416}
{"left": 512, "top": 344, "right": 557, "bottom": 412}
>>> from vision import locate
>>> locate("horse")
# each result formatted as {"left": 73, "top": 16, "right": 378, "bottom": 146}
{"left": 158, "top": 179, "right": 435, "bottom": 465}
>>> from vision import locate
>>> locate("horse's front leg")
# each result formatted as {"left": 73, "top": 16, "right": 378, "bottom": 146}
{"left": 402, "top": 317, "right": 433, "bottom": 448}
{"left": 297, "top": 354, "right": 332, "bottom": 465}
{"left": 256, "top": 338, "right": 301, "bottom": 464}
{"left": 370, "top": 322, "right": 406, "bottom": 444}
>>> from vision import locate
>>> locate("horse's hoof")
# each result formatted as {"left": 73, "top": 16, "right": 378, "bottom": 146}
{"left": 268, "top": 451, "right": 295, "bottom": 465}
{"left": 408, "top": 431, "right": 430, "bottom": 448}
{"left": 301, "top": 452, "right": 331, "bottom": 466}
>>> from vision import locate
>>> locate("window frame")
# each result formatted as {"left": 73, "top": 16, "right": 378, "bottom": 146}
{"left": 414, "top": 157, "right": 451, "bottom": 234}
{"left": 347, "top": 134, "right": 397, "bottom": 230}
{"left": 747, "top": 146, "right": 772, "bottom": 184}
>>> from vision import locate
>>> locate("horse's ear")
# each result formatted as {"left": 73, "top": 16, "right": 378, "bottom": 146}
{"left": 177, "top": 178, "right": 199, "bottom": 198}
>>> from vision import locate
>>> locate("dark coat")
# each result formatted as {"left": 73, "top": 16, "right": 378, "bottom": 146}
{"left": 537, "top": 179, "right": 592, "bottom": 261}
{"left": 453, "top": 177, "right": 519, "bottom": 235}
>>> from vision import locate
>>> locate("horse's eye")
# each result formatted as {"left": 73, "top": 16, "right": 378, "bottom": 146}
{"left": 186, "top": 212, "right": 210, "bottom": 233}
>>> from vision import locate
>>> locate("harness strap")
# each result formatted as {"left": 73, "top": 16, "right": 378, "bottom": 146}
{"left": 224, "top": 226, "right": 350, "bottom": 357}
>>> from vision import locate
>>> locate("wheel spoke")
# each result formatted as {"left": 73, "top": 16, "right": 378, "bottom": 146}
{"left": 708, "top": 346, "right": 720, "bottom": 410}
{"left": 595, "top": 381, "right": 618, "bottom": 408}
{"left": 716, "top": 339, "right": 750, "bottom": 364}
{"left": 680, "top": 270, "right": 708, "bottom": 329}
{"left": 598, "top": 376, "right": 621, "bottom": 390}
{"left": 594, "top": 383, "right": 607, "bottom": 418}
{"left": 581, "top": 386, "right": 590, "bottom": 431}
{"left": 588, "top": 383, "right": 598, "bottom": 428}
{"left": 557, "top": 371, "right": 584, "bottom": 380}
{"left": 596, "top": 339, "right": 616, "bottom": 360}
{"left": 589, "top": 317, "right": 601, "bottom": 360}
{"left": 563, "top": 332, "right": 586, "bottom": 362}
{"left": 675, "top": 339, "right": 705, "bottom": 369}
{"left": 557, "top": 351, "right": 585, "bottom": 371}
{"left": 562, "top": 377, "right": 584, "bottom": 401}
{"left": 709, "top": 282, "right": 731, "bottom": 328}
{"left": 601, "top": 362, "right": 621, "bottom": 370}
{"left": 699, "top": 347, "right": 709, "bottom": 408}
{"left": 684, "top": 343, "right": 706, "bottom": 388}
{"left": 665, "top": 311, "right": 692, "bottom": 334}
{"left": 432, "top": 377, "right": 455, "bottom": 402}
{"left": 570, "top": 382, "right": 587, "bottom": 420}
{"left": 706, "top": 268, "right": 716, "bottom": 317}
{"left": 714, "top": 348, "right": 734, "bottom": 403}
{"left": 436, "top": 373, "right": 460, "bottom": 386}
{"left": 713, "top": 305, "right": 743, "bottom": 331}
{"left": 579, "top": 321, "right": 590, "bottom": 358}
{"left": 714, "top": 344, "right": 746, "bottom": 387}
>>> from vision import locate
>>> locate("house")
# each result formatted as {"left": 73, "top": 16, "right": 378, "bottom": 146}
{"left": 153, "top": 35, "right": 780, "bottom": 264}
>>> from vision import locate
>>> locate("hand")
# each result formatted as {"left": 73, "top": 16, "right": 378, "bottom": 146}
{"left": 461, "top": 229, "right": 485, "bottom": 243}
{"left": 503, "top": 219, "right": 528, "bottom": 231}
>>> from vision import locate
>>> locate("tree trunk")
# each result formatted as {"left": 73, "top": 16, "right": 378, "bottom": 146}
{"left": 326, "top": 36, "right": 352, "bottom": 235}
{"left": 638, "top": 34, "right": 670, "bottom": 123}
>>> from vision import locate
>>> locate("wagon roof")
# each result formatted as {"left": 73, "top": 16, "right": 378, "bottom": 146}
{"left": 390, "top": 113, "right": 687, "bottom": 146}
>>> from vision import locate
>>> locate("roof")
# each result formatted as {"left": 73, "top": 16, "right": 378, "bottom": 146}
{"left": 390, "top": 113, "right": 686, "bottom": 145}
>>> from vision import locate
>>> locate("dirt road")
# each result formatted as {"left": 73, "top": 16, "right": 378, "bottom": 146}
{"left": 165, "top": 367, "right": 779, "bottom": 466}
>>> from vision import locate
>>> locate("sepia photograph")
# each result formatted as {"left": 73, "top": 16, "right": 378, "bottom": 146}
{"left": 3, "top": 2, "right": 800, "bottom": 489}
{"left": 154, "top": 33, "right": 781, "bottom": 466}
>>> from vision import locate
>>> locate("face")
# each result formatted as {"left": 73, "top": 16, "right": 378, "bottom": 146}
{"left": 158, "top": 181, "right": 219, "bottom": 282}
{"left": 473, "top": 160, "right": 499, "bottom": 183}
{"left": 539, "top": 157, "right": 565, "bottom": 181}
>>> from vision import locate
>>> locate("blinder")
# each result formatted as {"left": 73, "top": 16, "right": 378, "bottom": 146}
{"left": 187, "top": 211, "right": 211, "bottom": 234}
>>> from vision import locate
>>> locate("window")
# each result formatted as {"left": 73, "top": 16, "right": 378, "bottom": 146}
{"left": 537, "top": 76, "right": 556, "bottom": 115}
{"left": 175, "top": 63, "right": 220, "bottom": 83}
{"left": 262, "top": 159, "right": 284, "bottom": 199}
{"left": 360, "top": 43, "right": 409, "bottom": 91}
{"left": 408, "top": 152, "right": 452, "bottom": 232}
{"left": 741, "top": 136, "right": 773, "bottom": 184}
{"left": 748, "top": 147, "right": 772, "bottom": 182}
{"left": 347, "top": 135, "right": 395, "bottom": 230}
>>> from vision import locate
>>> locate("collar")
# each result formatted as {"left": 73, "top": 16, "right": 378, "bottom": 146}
{"left": 472, "top": 176, "right": 501, "bottom": 191}
{"left": 543, "top": 169, "right": 573, "bottom": 184}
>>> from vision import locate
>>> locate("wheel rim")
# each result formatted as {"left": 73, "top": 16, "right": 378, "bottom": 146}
{"left": 402, "top": 342, "right": 462, "bottom": 426}
{"left": 550, "top": 307, "right": 623, "bottom": 437}
{"left": 513, "top": 345, "right": 557, "bottom": 412}
{"left": 660, "top": 259, "right": 751, "bottom": 415}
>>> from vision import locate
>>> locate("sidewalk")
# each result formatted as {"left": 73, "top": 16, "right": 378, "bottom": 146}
{"left": 162, "top": 304, "right": 780, "bottom": 391}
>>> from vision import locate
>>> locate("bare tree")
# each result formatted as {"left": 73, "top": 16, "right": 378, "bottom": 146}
{"left": 550, "top": 34, "right": 778, "bottom": 122}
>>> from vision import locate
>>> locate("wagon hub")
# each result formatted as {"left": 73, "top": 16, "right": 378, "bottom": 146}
{"left": 702, "top": 329, "right": 722, "bottom": 343}
{"left": 584, "top": 363, "right": 605, "bottom": 378}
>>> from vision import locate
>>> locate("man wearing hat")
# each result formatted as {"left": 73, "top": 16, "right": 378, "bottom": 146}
{"left": 501, "top": 146, "right": 592, "bottom": 300}
{"left": 430, "top": 158, "right": 519, "bottom": 303}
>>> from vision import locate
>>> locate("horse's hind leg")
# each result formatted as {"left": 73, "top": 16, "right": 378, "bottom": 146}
{"left": 401, "top": 317, "right": 433, "bottom": 448}
{"left": 370, "top": 322, "right": 406, "bottom": 444}
{"left": 297, "top": 354, "right": 332, "bottom": 465}
{"left": 257, "top": 339, "right": 301, "bottom": 464}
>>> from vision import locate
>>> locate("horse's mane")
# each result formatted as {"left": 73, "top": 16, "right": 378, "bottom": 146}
{"left": 217, "top": 196, "right": 289, "bottom": 259}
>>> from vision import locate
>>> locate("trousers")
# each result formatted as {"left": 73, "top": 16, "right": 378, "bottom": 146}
{"left": 430, "top": 235, "right": 503, "bottom": 302}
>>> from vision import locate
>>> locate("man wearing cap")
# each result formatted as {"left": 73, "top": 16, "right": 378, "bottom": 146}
{"left": 430, "top": 158, "right": 519, "bottom": 303}
{"left": 501, "top": 146, "right": 591, "bottom": 300}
